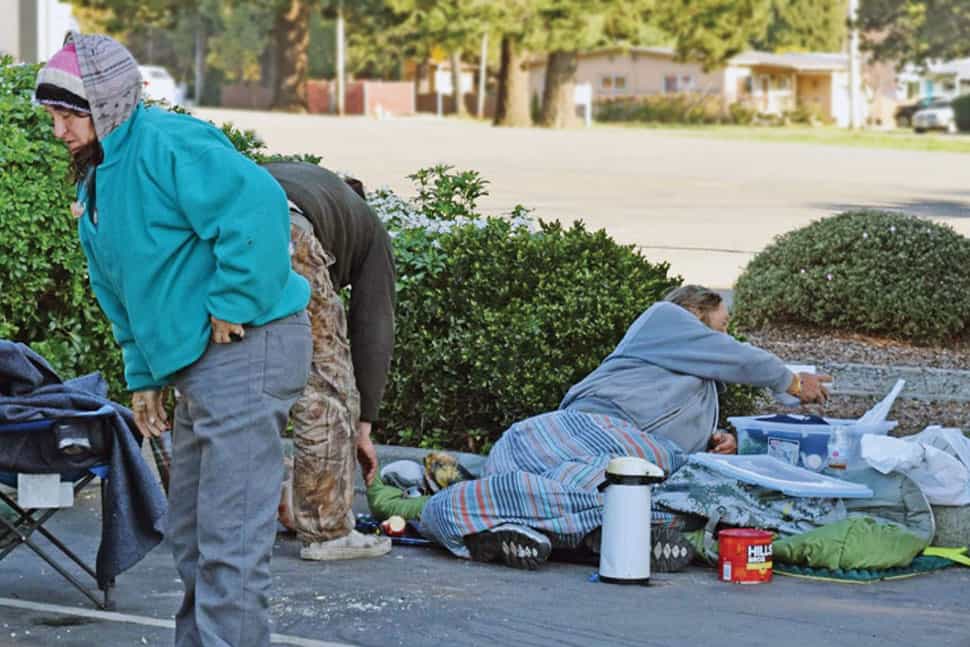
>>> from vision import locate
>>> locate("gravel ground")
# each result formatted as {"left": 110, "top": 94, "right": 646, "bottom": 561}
{"left": 743, "top": 325, "right": 970, "bottom": 436}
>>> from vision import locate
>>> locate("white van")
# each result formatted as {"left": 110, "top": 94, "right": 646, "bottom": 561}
{"left": 138, "top": 65, "right": 178, "bottom": 106}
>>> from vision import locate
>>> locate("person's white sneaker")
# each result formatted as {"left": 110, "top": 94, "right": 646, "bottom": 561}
{"left": 299, "top": 530, "right": 392, "bottom": 561}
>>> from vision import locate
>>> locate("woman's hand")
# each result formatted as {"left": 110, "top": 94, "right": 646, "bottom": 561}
{"left": 788, "top": 372, "right": 833, "bottom": 405}
{"left": 210, "top": 315, "right": 245, "bottom": 344}
{"left": 131, "top": 388, "right": 170, "bottom": 438}
{"left": 788, "top": 373, "right": 832, "bottom": 404}
{"left": 709, "top": 431, "right": 737, "bottom": 454}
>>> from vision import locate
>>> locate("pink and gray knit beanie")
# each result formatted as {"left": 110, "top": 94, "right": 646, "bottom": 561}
{"left": 35, "top": 32, "right": 143, "bottom": 141}
{"left": 34, "top": 42, "right": 89, "bottom": 114}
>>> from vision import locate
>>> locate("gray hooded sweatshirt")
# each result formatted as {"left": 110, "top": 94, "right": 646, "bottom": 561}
{"left": 67, "top": 31, "right": 142, "bottom": 141}
{"left": 560, "top": 301, "right": 794, "bottom": 454}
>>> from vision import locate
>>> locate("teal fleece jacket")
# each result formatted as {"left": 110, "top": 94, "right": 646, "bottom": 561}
{"left": 77, "top": 104, "right": 310, "bottom": 391}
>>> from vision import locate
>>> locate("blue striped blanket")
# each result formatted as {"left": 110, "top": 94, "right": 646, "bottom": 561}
{"left": 420, "top": 411, "right": 688, "bottom": 558}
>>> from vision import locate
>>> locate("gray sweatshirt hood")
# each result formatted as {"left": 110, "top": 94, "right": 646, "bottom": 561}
{"left": 66, "top": 31, "right": 142, "bottom": 141}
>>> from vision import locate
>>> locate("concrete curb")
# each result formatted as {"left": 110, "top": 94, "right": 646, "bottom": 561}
{"left": 814, "top": 362, "right": 970, "bottom": 402}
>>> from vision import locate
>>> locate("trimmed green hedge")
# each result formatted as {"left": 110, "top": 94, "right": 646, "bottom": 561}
{"left": 0, "top": 57, "right": 124, "bottom": 391}
{"left": 596, "top": 94, "right": 731, "bottom": 125}
{"left": 733, "top": 210, "right": 970, "bottom": 343}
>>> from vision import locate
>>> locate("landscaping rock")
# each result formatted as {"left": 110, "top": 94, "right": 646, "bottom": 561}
{"left": 744, "top": 325, "right": 970, "bottom": 436}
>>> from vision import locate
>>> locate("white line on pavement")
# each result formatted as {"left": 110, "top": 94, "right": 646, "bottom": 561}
{"left": 0, "top": 597, "right": 349, "bottom": 647}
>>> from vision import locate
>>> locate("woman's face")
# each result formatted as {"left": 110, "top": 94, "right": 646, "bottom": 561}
{"left": 45, "top": 106, "right": 96, "bottom": 154}
{"left": 699, "top": 302, "right": 730, "bottom": 333}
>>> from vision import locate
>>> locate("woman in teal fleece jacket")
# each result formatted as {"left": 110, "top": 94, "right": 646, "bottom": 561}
{"left": 36, "top": 33, "right": 311, "bottom": 647}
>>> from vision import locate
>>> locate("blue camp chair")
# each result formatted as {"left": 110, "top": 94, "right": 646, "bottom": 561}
{"left": 0, "top": 418, "right": 115, "bottom": 610}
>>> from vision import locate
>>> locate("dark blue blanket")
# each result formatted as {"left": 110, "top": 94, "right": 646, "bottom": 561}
{"left": 0, "top": 341, "right": 167, "bottom": 586}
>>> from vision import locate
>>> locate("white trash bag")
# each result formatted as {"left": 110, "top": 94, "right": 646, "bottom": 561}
{"left": 857, "top": 379, "right": 906, "bottom": 426}
{"left": 862, "top": 426, "right": 970, "bottom": 506}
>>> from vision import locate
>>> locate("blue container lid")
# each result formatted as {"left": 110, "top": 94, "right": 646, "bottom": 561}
{"left": 690, "top": 454, "right": 874, "bottom": 499}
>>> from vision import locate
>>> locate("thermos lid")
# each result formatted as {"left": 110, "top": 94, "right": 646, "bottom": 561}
{"left": 604, "top": 457, "right": 665, "bottom": 484}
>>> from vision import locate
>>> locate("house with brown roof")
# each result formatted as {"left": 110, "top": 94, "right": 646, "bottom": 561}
{"left": 528, "top": 47, "right": 870, "bottom": 127}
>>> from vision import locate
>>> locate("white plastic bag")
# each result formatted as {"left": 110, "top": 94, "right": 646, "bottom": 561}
{"left": 861, "top": 426, "right": 970, "bottom": 505}
{"left": 857, "top": 379, "right": 906, "bottom": 426}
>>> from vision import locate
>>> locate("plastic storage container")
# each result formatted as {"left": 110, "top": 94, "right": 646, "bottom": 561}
{"left": 729, "top": 414, "right": 896, "bottom": 472}
{"left": 691, "top": 453, "right": 874, "bottom": 498}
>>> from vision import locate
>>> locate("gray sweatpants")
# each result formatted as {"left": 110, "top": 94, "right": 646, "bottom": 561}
{"left": 169, "top": 312, "right": 311, "bottom": 647}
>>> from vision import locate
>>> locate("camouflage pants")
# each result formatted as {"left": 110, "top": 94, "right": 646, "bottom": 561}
{"left": 281, "top": 223, "right": 361, "bottom": 543}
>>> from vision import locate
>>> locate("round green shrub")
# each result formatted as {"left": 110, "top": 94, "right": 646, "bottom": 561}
{"left": 0, "top": 57, "right": 125, "bottom": 395}
{"left": 733, "top": 210, "right": 970, "bottom": 343}
{"left": 385, "top": 217, "right": 680, "bottom": 452}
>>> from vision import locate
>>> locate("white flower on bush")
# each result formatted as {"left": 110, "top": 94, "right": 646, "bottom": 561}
{"left": 368, "top": 186, "right": 535, "bottom": 236}
{"left": 889, "top": 225, "right": 896, "bottom": 233}
{"left": 826, "top": 273, "right": 833, "bottom": 281}
{"left": 862, "top": 232, "right": 868, "bottom": 240}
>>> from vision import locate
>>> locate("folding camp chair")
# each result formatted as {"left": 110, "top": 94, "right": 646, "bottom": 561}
{"left": 0, "top": 418, "right": 115, "bottom": 610}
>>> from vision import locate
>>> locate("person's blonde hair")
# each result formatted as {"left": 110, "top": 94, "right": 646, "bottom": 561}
{"left": 663, "top": 285, "right": 722, "bottom": 315}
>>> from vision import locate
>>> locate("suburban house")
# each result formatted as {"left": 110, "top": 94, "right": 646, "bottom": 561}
{"left": 896, "top": 59, "right": 970, "bottom": 102}
{"left": 0, "top": 0, "right": 76, "bottom": 63}
{"left": 528, "top": 46, "right": 869, "bottom": 127}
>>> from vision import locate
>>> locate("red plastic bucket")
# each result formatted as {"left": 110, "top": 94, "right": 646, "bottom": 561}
{"left": 718, "top": 528, "right": 773, "bottom": 583}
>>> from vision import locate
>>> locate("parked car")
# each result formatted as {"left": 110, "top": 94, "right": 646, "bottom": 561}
{"left": 895, "top": 97, "right": 935, "bottom": 128}
{"left": 138, "top": 65, "right": 178, "bottom": 106}
{"left": 913, "top": 99, "right": 957, "bottom": 134}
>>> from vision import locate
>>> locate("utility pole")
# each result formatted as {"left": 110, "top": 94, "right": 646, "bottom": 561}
{"left": 335, "top": 0, "right": 346, "bottom": 115}
{"left": 848, "top": 0, "right": 863, "bottom": 129}
{"left": 477, "top": 32, "right": 488, "bottom": 119}
{"left": 194, "top": 13, "right": 206, "bottom": 105}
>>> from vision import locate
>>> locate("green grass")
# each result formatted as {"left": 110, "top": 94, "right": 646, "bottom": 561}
{"left": 600, "top": 122, "right": 970, "bottom": 154}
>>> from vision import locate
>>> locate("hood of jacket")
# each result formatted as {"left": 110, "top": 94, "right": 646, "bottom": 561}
{"left": 66, "top": 31, "right": 142, "bottom": 141}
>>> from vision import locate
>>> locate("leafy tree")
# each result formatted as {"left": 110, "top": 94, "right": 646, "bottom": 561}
{"left": 656, "top": 0, "right": 846, "bottom": 69}
{"left": 207, "top": 1, "right": 275, "bottom": 83}
{"left": 490, "top": 1, "right": 540, "bottom": 127}
{"left": 339, "top": 1, "right": 415, "bottom": 80}
{"left": 532, "top": 0, "right": 655, "bottom": 128}
{"left": 388, "top": 0, "right": 492, "bottom": 117}
{"left": 756, "top": 0, "right": 847, "bottom": 53}
{"left": 269, "top": 0, "right": 311, "bottom": 110}
{"left": 493, "top": 34, "right": 533, "bottom": 127}
{"left": 70, "top": 0, "right": 214, "bottom": 102}
{"left": 308, "top": 15, "right": 336, "bottom": 78}
{"left": 858, "top": 0, "right": 970, "bottom": 63}
{"left": 655, "top": 0, "right": 772, "bottom": 69}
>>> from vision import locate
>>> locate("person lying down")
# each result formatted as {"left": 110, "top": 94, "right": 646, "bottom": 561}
{"left": 374, "top": 286, "right": 830, "bottom": 571}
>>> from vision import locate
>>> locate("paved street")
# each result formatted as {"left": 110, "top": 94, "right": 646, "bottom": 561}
{"left": 197, "top": 109, "right": 970, "bottom": 288}
{"left": 0, "top": 486, "right": 967, "bottom": 647}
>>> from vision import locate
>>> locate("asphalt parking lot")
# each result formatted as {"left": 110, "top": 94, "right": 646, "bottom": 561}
{"left": 196, "top": 109, "right": 970, "bottom": 288}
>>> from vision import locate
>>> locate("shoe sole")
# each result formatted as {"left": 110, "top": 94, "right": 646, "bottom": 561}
{"left": 583, "top": 525, "right": 694, "bottom": 573}
{"left": 651, "top": 526, "right": 694, "bottom": 573}
{"left": 465, "top": 526, "right": 552, "bottom": 571}
{"left": 300, "top": 538, "right": 392, "bottom": 561}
